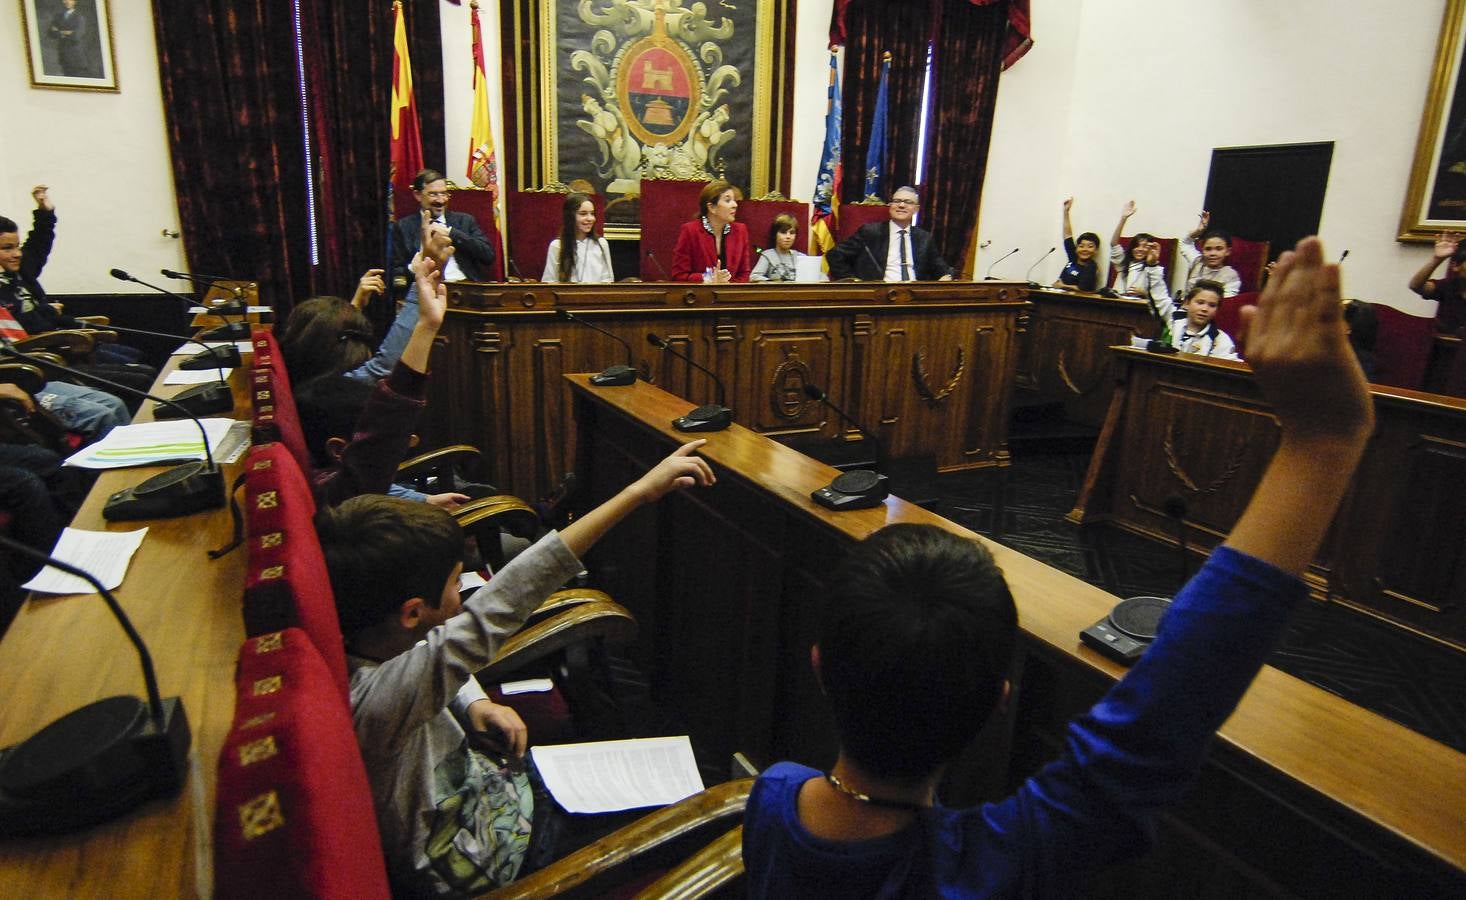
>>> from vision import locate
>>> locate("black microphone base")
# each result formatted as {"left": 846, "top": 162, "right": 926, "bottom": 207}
{"left": 1080, "top": 595, "right": 1172, "bottom": 666}
{"left": 180, "top": 346, "right": 243, "bottom": 370}
{"left": 197, "top": 321, "right": 250, "bottom": 341}
{"left": 672, "top": 404, "right": 733, "bottom": 432}
{"left": 1145, "top": 340, "right": 1180, "bottom": 354}
{"left": 151, "top": 382, "right": 234, "bottom": 418}
{"left": 591, "top": 364, "right": 637, "bottom": 387}
{"left": 812, "top": 469, "right": 890, "bottom": 511}
{"left": 104, "top": 461, "right": 226, "bottom": 521}
{"left": 0, "top": 694, "right": 190, "bottom": 837}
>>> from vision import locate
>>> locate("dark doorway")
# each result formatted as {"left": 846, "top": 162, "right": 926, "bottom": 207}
{"left": 1203, "top": 142, "right": 1334, "bottom": 263}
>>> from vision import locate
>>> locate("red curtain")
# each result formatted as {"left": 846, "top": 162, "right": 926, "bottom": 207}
{"left": 922, "top": 0, "right": 1008, "bottom": 273}
{"left": 837, "top": 1, "right": 933, "bottom": 205}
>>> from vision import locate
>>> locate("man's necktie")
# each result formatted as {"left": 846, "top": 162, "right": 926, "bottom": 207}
{"left": 898, "top": 229, "right": 910, "bottom": 281}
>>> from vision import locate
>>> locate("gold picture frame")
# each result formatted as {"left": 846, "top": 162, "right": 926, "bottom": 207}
{"left": 19, "top": 0, "right": 119, "bottom": 92}
{"left": 1401, "top": 0, "right": 1466, "bottom": 241}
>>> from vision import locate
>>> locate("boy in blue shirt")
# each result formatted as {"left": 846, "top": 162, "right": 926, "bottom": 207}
{"left": 743, "top": 237, "right": 1374, "bottom": 897}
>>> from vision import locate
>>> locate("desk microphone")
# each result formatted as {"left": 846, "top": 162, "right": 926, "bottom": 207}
{"left": 558, "top": 309, "right": 636, "bottom": 386}
{"left": 862, "top": 243, "right": 885, "bottom": 280}
{"left": 646, "top": 250, "right": 670, "bottom": 281}
{"left": 1025, "top": 247, "right": 1056, "bottom": 285}
{"left": 0, "top": 340, "right": 227, "bottom": 520}
{"left": 0, "top": 536, "right": 190, "bottom": 837}
{"left": 1141, "top": 293, "right": 1180, "bottom": 354}
{"left": 160, "top": 268, "right": 247, "bottom": 313}
{"left": 984, "top": 247, "right": 1020, "bottom": 280}
{"left": 507, "top": 255, "right": 527, "bottom": 282}
{"left": 646, "top": 332, "right": 732, "bottom": 431}
{"left": 802, "top": 383, "right": 890, "bottom": 510}
{"left": 1079, "top": 494, "right": 1187, "bottom": 665}
{"left": 113, "top": 268, "right": 249, "bottom": 340}
{"left": 85, "top": 320, "right": 240, "bottom": 372}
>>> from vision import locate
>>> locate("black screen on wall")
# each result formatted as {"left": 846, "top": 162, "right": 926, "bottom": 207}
{"left": 1203, "top": 142, "right": 1334, "bottom": 263}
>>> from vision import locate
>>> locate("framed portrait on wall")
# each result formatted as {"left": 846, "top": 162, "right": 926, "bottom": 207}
{"left": 20, "top": 0, "right": 119, "bottom": 92}
{"left": 1401, "top": 0, "right": 1466, "bottom": 241}
{"left": 499, "top": 0, "right": 796, "bottom": 234}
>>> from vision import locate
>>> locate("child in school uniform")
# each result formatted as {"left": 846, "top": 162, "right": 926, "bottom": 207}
{"left": 741, "top": 236, "right": 1375, "bottom": 897}
{"left": 1055, "top": 197, "right": 1100, "bottom": 292}
{"left": 1180, "top": 211, "right": 1242, "bottom": 297}
{"left": 1161, "top": 280, "right": 1241, "bottom": 359}
{"left": 1108, "top": 200, "right": 1170, "bottom": 302}
{"left": 750, "top": 213, "right": 808, "bottom": 282}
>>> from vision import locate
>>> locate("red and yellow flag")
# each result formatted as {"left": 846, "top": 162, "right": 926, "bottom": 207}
{"left": 467, "top": 1, "right": 499, "bottom": 207}
{"left": 389, "top": 0, "right": 424, "bottom": 197}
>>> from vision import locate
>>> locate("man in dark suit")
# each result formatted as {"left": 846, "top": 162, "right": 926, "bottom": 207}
{"left": 826, "top": 186, "right": 955, "bottom": 282}
{"left": 390, "top": 168, "right": 496, "bottom": 288}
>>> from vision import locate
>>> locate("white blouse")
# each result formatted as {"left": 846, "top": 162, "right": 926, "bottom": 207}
{"left": 542, "top": 237, "right": 615, "bottom": 283}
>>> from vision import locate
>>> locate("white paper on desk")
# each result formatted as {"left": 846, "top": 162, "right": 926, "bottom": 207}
{"left": 22, "top": 527, "right": 148, "bottom": 594}
{"left": 64, "top": 418, "right": 235, "bottom": 469}
{"left": 163, "top": 367, "right": 236, "bottom": 385}
{"left": 189, "top": 305, "right": 270, "bottom": 315}
{"left": 170, "top": 341, "right": 253, "bottom": 356}
{"left": 530, "top": 736, "right": 704, "bottom": 814}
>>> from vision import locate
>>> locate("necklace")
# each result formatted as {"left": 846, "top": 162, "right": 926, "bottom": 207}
{"left": 824, "top": 773, "right": 928, "bottom": 811}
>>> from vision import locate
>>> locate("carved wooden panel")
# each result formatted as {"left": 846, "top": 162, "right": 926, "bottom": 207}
{"left": 744, "top": 323, "right": 836, "bottom": 435}
{"left": 1019, "top": 290, "right": 1153, "bottom": 427}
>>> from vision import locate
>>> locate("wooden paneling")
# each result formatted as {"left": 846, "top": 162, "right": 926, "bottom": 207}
{"left": 1018, "top": 288, "right": 1154, "bottom": 426}
{"left": 428, "top": 281, "right": 1028, "bottom": 498}
{"left": 1074, "top": 346, "right": 1466, "bottom": 649}
{"left": 568, "top": 374, "right": 1466, "bottom": 893}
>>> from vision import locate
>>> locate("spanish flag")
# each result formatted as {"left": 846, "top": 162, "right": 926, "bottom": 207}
{"left": 466, "top": 0, "right": 506, "bottom": 279}
{"left": 389, "top": 1, "right": 424, "bottom": 198}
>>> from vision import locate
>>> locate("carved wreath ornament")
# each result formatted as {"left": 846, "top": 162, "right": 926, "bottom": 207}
{"left": 912, "top": 347, "right": 965, "bottom": 402}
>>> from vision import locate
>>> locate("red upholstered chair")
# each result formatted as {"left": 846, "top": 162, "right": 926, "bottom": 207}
{"left": 1106, "top": 236, "right": 1179, "bottom": 290}
{"left": 447, "top": 188, "right": 507, "bottom": 282}
{"left": 1227, "top": 237, "right": 1270, "bottom": 293}
{"left": 835, "top": 201, "right": 891, "bottom": 241}
{"left": 1215, "top": 291, "right": 1256, "bottom": 356}
{"left": 638, "top": 179, "right": 707, "bottom": 279}
{"left": 505, "top": 189, "right": 608, "bottom": 281}
{"left": 249, "top": 328, "right": 313, "bottom": 478}
{"left": 214, "top": 628, "right": 390, "bottom": 900}
{"left": 242, "top": 443, "right": 350, "bottom": 700}
{"left": 737, "top": 197, "right": 810, "bottom": 257}
{"left": 1372, "top": 303, "right": 1437, "bottom": 390}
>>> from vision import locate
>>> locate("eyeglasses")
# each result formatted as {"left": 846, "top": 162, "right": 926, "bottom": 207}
{"left": 891, "top": 198, "right": 919, "bottom": 207}
{"left": 422, "top": 190, "right": 451, "bottom": 199}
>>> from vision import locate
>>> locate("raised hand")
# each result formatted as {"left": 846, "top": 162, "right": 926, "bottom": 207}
{"left": 351, "top": 268, "right": 386, "bottom": 309}
{"left": 413, "top": 254, "right": 447, "bottom": 330}
{"left": 631, "top": 439, "right": 716, "bottom": 504}
{"left": 1434, "top": 232, "right": 1460, "bottom": 260}
{"left": 1198, "top": 210, "right": 1211, "bottom": 230}
{"left": 420, "top": 210, "right": 455, "bottom": 271}
{"left": 1120, "top": 199, "right": 1136, "bottom": 219}
{"left": 32, "top": 185, "right": 52, "bottom": 211}
{"left": 1239, "top": 237, "right": 1372, "bottom": 442}
{"left": 1062, "top": 196, "right": 1073, "bottom": 212}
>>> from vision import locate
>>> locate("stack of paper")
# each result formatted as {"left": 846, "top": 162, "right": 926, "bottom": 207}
{"left": 64, "top": 418, "right": 236, "bottom": 469}
{"left": 529, "top": 736, "right": 705, "bottom": 813}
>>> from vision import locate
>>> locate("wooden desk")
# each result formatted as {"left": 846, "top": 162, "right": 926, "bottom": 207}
{"left": 428, "top": 280, "right": 1027, "bottom": 499}
{"left": 1017, "top": 287, "right": 1153, "bottom": 427}
{"left": 0, "top": 357, "right": 249, "bottom": 898}
{"left": 1072, "top": 346, "right": 1466, "bottom": 651}
{"left": 569, "top": 373, "right": 1465, "bottom": 895}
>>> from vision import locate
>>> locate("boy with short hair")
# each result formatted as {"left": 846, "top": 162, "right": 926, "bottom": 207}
{"left": 1180, "top": 211, "right": 1242, "bottom": 297}
{"left": 317, "top": 440, "right": 714, "bottom": 896}
{"left": 1055, "top": 197, "right": 1100, "bottom": 292}
{"left": 1161, "top": 279, "right": 1240, "bottom": 359}
{"left": 743, "top": 237, "right": 1373, "bottom": 897}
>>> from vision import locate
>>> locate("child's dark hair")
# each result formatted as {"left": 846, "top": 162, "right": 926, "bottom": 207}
{"left": 1451, "top": 244, "right": 1466, "bottom": 266}
{"left": 295, "top": 374, "right": 375, "bottom": 468}
{"left": 1344, "top": 299, "right": 1378, "bottom": 352}
{"left": 557, "top": 191, "right": 595, "bottom": 282}
{"left": 277, "top": 296, "right": 374, "bottom": 385}
{"left": 767, "top": 213, "right": 798, "bottom": 247}
{"left": 316, "top": 495, "right": 463, "bottom": 639}
{"left": 0, "top": 216, "right": 16, "bottom": 235}
{"left": 1200, "top": 228, "right": 1232, "bottom": 248}
{"left": 1076, "top": 231, "right": 1101, "bottom": 248}
{"left": 818, "top": 524, "right": 1017, "bottom": 778}
{"left": 1127, "top": 232, "right": 1155, "bottom": 259}
{"left": 1185, "top": 279, "right": 1225, "bottom": 302}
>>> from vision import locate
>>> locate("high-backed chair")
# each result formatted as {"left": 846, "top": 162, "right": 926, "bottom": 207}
{"left": 505, "top": 188, "right": 608, "bottom": 281}
{"left": 737, "top": 196, "right": 810, "bottom": 259}
{"left": 639, "top": 179, "right": 706, "bottom": 279}
{"left": 214, "top": 628, "right": 391, "bottom": 900}
{"left": 1372, "top": 303, "right": 1437, "bottom": 390}
{"left": 249, "top": 329, "right": 314, "bottom": 480}
{"left": 1227, "top": 237, "right": 1270, "bottom": 293}
{"left": 1215, "top": 291, "right": 1256, "bottom": 356}
{"left": 835, "top": 201, "right": 890, "bottom": 242}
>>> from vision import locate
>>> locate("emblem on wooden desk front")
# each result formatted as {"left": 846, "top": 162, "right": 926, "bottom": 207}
{"left": 1163, "top": 422, "right": 1245, "bottom": 496}
{"left": 770, "top": 351, "right": 813, "bottom": 421}
{"left": 912, "top": 347, "right": 965, "bottom": 402}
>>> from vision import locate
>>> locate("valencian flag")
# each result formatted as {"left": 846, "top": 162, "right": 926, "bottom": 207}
{"left": 810, "top": 50, "right": 843, "bottom": 256}
{"left": 862, "top": 51, "right": 891, "bottom": 201}
{"left": 389, "top": 0, "right": 424, "bottom": 199}
{"left": 466, "top": 0, "right": 506, "bottom": 279}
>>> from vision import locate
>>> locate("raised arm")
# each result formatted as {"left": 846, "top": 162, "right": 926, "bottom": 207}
{"left": 1062, "top": 197, "right": 1075, "bottom": 242}
{"left": 559, "top": 439, "right": 715, "bottom": 558}
{"left": 1110, "top": 199, "right": 1135, "bottom": 249}
{"left": 1408, "top": 232, "right": 1457, "bottom": 295}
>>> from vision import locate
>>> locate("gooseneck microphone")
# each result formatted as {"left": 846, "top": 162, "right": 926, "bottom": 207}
{"left": 507, "top": 256, "right": 526, "bottom": 281}
{"left": 646, "top": 332, "right": 732, "bottom": 432}
{"left": 0, "top": 340, "right": 227, "bottom": 520}
{"left": 862, "top": 242, "right": 885, "bottom": 280}
{"left": 1338, "top": 249, "right": 1350, "bottom": 264}
{"left": 1025, "top": 247, "right": 1057, "bottom": 285}
{"left": 803, "top": 382, "right": 890, "bottom": 511}
{"left": 160, "top": 268, "right": 247, "bottom": 311}
{"left": 0, "top": 536, "right": 190, "bottom": 837}
{"left": 83, "top": 320, "right": 239, "bottom": 374}
{"left": 114, "top": 268, "right": 248, "bottom": 340}
{"left": 558, "top": 309, "right": 636, "bottom": 386}
{"left": 646, "top": 250, "right": 670, "bottom": 281}
{"left": 983, "top": 247, "right": 1020, "bottom": 280}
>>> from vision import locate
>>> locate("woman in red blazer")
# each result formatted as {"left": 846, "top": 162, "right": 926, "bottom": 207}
{"left": 670, "top": 180, "right": 752, "bottom": 282}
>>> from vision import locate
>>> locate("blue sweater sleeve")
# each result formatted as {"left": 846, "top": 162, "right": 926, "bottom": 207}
{"left": 347, "top": 282, "right": 419, "bottom": 384}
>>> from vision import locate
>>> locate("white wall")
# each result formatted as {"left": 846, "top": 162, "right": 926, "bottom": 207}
{"left": 0, "top": 3, "right": 186, "bottom": 293}
{"left": 977, "top": 0, "right": 1448, "bottom": 312}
